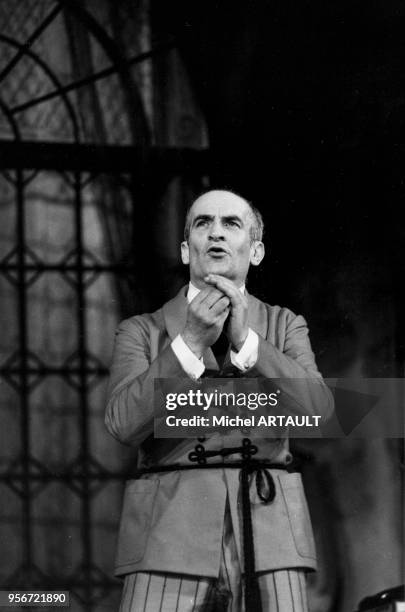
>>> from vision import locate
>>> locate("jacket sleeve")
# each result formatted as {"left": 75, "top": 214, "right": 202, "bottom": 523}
{"left": 105, "top": 317, "right": 188, "bottom": 446}
{"left": 248, "top": 308, "right": 334, "bottom": 420}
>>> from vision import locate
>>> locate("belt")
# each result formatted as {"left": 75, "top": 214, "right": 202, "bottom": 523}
{"left": 138, "top": 439, "right": 297, "bottom": 612}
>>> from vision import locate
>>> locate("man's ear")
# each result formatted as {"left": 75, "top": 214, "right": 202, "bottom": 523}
{"left": 181, "top": 241, "right": 190, "bottom": 265}
{"left": 250, "top": 241, "right": 265, "bottom": 267}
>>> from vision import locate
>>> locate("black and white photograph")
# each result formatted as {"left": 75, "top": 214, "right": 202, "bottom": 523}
{"left": 0, "top": 1, "right": 404, "bottom": 611}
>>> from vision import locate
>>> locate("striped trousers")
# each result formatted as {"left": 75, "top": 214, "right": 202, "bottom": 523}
{"left": 119, "top": 569, "right": 308, "bottom": 612}
{"left": 119, "top": 501, "right": 309, "bottom": 612}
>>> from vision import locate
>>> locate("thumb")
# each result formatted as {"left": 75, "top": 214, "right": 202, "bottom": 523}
{"left": 221, "top": 309, "right": 231, "bottom": 329}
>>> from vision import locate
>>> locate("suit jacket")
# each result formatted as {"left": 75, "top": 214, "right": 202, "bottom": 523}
{"left": 105, "top": 286, "right": 333, "bottom": 578}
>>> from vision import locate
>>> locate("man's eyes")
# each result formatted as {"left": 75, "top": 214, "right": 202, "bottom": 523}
{"left": 194, "top": 219, "right": 240, "bottom": 228}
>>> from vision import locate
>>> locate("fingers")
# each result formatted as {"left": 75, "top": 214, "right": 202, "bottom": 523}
{"left": 210, "top": 295, "right": 230, "bottom": 316}
{"left": 200, "top": 292, "right": 230, "bottom": 318}
{"left": 211, "top": 309, "right": 230, "bottom": 336}
{"left": 205, "top": 289, "right": 228, "bottom": 310}
{"left": 190, "top": 287, "right": 227, "bottom": 310}
{"left": 188, "top": 287, "right": 229, "bottom": 327}
{"left": 190, "top": 287, "right": 220, "bottom": 304}
{"left": 204, "top": 274, "right": 245, "bottom": 307}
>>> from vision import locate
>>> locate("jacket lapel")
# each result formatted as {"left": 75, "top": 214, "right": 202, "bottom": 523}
{"left": 247, "top": 291, "right": 269, "bottom": 339}
{"left": 162, "top": 285, "right": 188, "bottom": 341}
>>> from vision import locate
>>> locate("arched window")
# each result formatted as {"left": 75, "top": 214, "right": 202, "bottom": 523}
{"left": 0, "top": 2, "right": 208, "bottom": 608}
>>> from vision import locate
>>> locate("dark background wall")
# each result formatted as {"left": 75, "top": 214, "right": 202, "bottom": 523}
{"left": 152, "top": 0, "right": 404, "bottom": 376}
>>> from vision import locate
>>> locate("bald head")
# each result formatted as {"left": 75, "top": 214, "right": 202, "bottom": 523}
{"left": 184, "top": 190, "right": 264, "bottom": 243}
{"left": 181, "top": 189, "right": 265, "bottom": 287}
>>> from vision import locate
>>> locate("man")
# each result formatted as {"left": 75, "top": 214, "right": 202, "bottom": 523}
{"left": 105, "top": 190, "right": 333, "bottom": 611}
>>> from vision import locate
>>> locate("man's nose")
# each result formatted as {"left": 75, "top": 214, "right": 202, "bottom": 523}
{"left": 208, "top": 219, "right": 225, "bottom": 240}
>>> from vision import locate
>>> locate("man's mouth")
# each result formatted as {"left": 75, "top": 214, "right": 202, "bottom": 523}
{"left": 207, "top": 246, "right": 229, "bottom": 257}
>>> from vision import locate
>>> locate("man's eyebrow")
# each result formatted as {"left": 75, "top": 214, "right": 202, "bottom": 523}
{"left": 222, "top": 215, "right": 243, "bottom": 224}
{"left": 192, "top": 214, "right": 214, "bottom": 225}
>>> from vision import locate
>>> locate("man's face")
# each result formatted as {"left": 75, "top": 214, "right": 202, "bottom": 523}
{"left": 181, "top": 191, "right": 264, "bottom": 287}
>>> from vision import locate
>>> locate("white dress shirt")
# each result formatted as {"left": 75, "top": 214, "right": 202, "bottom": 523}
{"left": 171, "top": 282, "right": 259, "bottom": 379}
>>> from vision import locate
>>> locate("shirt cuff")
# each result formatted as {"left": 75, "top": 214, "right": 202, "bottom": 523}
{"left": 171, "top": 334, "right": 205, "bottom": 380}
{"left": 230, "top": 328, "right": 259, "bottom": 372}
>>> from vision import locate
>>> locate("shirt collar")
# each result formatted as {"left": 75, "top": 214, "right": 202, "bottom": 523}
{"left": 187, "top": 281, "right": 245, "bottom": 303}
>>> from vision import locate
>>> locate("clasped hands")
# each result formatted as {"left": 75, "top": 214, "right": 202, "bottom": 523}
{"left": 182, "top": 274, "right": 249, "bottom": 359}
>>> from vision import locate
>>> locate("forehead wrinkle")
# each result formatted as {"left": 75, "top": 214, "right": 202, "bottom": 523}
{"left": 191, "top": 200, "right": 249, "bottom": 221}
